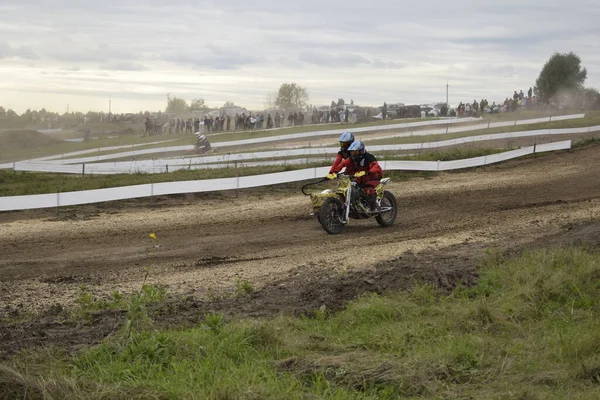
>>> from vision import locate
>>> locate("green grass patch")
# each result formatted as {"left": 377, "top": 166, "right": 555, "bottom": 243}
{"left": 367, "top": 111, "right": 600, "bottom": 146}
{"left": 0, "top": 163, "right": 333, "bottom": 196}
{"left": 395, "top": 147, "right": 506, "bottom": 162}
{"left": 56, "top": 137, "right": 190, "bottom": 160}
{"left": 207, "top": 117, "right": 427, "bottom": 144}
{"left": 0, "top": 145, "right": 510, "bottom": 197}
{"left": 0, "top": 131, "right": 181, "bottom": 164}
{"left": 3, "top": 246, "right": 600, "bottom": 399}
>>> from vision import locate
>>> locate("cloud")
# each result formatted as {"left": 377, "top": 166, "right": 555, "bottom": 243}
{"left": 100, "top": 62, "right": 148, "bottom": 71}
{"left": 0, "top": 0, "right": 598, "bottom": 113}
{"left": 297, "top": 51, "right": 405, "bottom": 70}
{"left": 372, "top": 59, "right": 407, "bottom": 69}
{"left": 297, "top": 51, "right": 372, "bottom": 67}
{"left": 0, "top": 42, "right": 39, "bottom": 60}
{"left": 43, "top": 42, "right": 138, "bottom": 63}
{"left": 162, "top": 45, "right": 263, "bottom": 70}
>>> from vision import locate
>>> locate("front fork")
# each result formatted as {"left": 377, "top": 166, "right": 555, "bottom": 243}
{"left": 342, "top": 182, "right": 356, "bottom": 224}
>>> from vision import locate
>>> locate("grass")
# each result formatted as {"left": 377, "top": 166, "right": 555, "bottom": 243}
{"left": 50, "top": 111, "right": 600, "bottom": 164}
{"left": 3, "top": 110, "right": 593, "bottom": 164}
{"left": 3, "top": 246, "right": 600, "bottom": 399}
{"left": 0, "top": 131, "right": 181, "bottom": 164}
{"left": 206, "top": 117, "right": 427, "bottom": 143}
{"left": 0, "top": 146, "right": 510, "bottom": 197}
{"left": 0, "top": 163, "right": 328, "bottom": 196}
{"left": 0, "top": 118, "right": 424, "bottom": 164}
{"left": 367, "top": 111, "right": 600, "bottom": 146}
{"left": 56, "top": 137, "right": 189, "bottom": 160}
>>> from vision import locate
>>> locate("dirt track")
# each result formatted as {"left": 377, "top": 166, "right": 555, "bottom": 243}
{"left": 2, "top": 143, "right": 600, "bottom": 356}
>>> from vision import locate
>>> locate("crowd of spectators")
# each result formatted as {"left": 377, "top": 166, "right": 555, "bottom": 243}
{"left": 3, "top": 86, "right": 599, "bottom": 135}
{"left": 456, "top": 87, "right": 599, "bottom": 117}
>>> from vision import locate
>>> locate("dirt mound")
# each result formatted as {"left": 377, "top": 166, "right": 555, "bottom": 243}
{"left": 172, "top": 244, "right": 480, "bottom": 320}
{"left": 0, "top": 245, "right": 479, "bottom": 360}
{"left": 0, "top": 129, "right": 60, "bottom": 151}
{"left": 526, "top": 219, "right": 600, "bottom": 249}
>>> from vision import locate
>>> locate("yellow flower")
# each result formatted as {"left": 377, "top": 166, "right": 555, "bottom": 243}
{"left": 149, "top": 233, "right": 157, "bottom": 240}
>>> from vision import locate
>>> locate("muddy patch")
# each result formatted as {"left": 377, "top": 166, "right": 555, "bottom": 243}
{"left": 0, "top": 243, "right": 479, "bottom": 360}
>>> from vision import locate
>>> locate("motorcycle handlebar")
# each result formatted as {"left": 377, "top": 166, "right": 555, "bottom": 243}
{"left": 301, "top": 173, "right": 358, "bottom": 195}
{"left": 301, "top": 178, "right": 328, "bottom": 195}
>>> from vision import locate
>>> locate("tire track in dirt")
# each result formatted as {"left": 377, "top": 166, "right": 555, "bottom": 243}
{"left": 1, "top": 144, "right": 600, "bottom": 314}
{"left": 2, "top": 144, "right": 600, "bottom": 358}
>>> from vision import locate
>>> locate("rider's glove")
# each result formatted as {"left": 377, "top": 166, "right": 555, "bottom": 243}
{"left": 326, "top": 173, "right": 337, "bottom": 180}
{"left": 354, "top": 170, "right": 366, "bottom": 178}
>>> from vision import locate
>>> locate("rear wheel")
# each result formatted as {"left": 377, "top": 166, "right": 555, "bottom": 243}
{"left": 319, "top": 197, "right": 345, "bottom": 234}
{"left": 375, "top": 191, "right": 397, "bottom": 227}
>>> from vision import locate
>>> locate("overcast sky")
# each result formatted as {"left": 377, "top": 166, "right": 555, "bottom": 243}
{"left": 1, "top": 0, "right": 599, "bottom": 113}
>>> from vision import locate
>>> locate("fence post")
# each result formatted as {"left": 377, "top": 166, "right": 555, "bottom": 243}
{"left": 166, "top": 164, "right": 169, "bottom": 173}
{"left": 82, "top": 164, "right": 85, "bottom": 177}
{"left": 235, "top": 161, "right": 239, "bottom": 198}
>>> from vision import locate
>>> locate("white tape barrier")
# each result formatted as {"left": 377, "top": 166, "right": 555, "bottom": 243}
{"left": 11, "top": 125, "right": 598, "bottom": 175}
{"left": 12, "top": 158, "right": 336, "bottom": 174}
{"left": 0, "top": 140, "right": 571, "bottom": 211}
{"left": 205, "top": 114, "right": 578, "bottom": 148}
{"left": 9, "top": 113, "right": 578, "bottom": 167}
{"left": 364, "top": 114, "right": 585, "bottom": 143}
{"left": 9, "top": 113, "right": 586, "bottom": 168}
{"left": 0, "top": 139, "right": 181, "bottom": 170}
{"left": 10, "top": 118, "right": 478, "bottom": 166}
{"left": 14, "top": 118, "right": 481, "bottom": 166}
{"left": 26, "top": 139, "right": 180, "bottom": 162}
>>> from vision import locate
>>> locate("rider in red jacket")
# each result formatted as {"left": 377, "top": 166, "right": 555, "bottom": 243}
{"left": 329, "top": 131, "right": 354, "bottom": 173}
{"left": 327, "top": 140, "right": 383, "bottom": 210}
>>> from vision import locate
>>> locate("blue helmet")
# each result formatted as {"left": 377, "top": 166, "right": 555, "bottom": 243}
{"left": 338, "top": 132, "right": 354, "bottom": 150}
{"left": 348, "top": 140, "right": 365, "bottom": 162}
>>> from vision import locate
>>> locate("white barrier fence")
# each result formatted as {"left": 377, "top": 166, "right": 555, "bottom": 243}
{"left": 0, "top": 114, "right": 583, "bottom": 170}
{"left": 0, "top": 140, "right": 572, "bottom": 212}
{"left": 8, "top": 125, "right": 598, "bottom": 175}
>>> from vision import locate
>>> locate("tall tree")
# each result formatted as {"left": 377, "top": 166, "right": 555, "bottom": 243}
{"left": 275, "top": 83, "right": 309, "bottom": 109}
{"left": 166, "top": 94, "right": 189, "bottom": 114}
{"left": 535, "top": 52, "right": 587, "bottom": 102}
{"left": 189, "top": 98, "right": 208, "bottom": 111}
{"left": 223, "top": 101, "right": 235, "bottom": 107}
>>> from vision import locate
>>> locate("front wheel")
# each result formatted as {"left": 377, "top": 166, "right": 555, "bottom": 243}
{"left": 375, "top": 191, "right": 398, "bottom": 227}
{"left": 319, "top": 197, "right": 345, "bottom": 234}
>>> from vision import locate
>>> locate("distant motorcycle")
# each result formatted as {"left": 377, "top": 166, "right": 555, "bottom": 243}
{"left": 194, "top": 133, "right": 212, "bottom": 154}
{"left": 302, "top": 173, "right": 397, "bottom": 234}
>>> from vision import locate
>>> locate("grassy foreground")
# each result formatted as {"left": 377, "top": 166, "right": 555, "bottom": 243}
{"left": 2, "top": 246, "right": 600, "bottom": 399}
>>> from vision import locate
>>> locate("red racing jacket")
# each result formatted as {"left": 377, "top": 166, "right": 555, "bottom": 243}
{"left": 331, "top": 152, "right": 383, "bottom": 185}
{"left": 329, "top": 149, "right": 350, "bottom": 173}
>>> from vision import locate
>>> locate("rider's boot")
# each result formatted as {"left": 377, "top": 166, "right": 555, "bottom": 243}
{"left": 367, "top": 194, "right": 380, "bottom": 212}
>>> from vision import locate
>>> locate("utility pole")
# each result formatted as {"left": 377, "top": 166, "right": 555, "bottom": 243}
{"left": 67, "top": 104, "right": 69, "bottom": 114}
{"left": 446, "top": 81, "right": 449, "bottom": 106}
{"left": 109, "top": 99, "right": 112, "bottom": 114}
